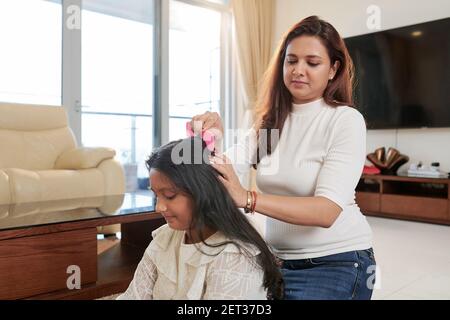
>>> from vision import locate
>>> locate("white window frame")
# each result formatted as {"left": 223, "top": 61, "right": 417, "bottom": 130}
{"left": 61, "top": 0, "right": 232, "bottom": 149}
{"left": 162, "top": 0, "right": 233, "bottom": 147}
{"left": 62, "top": 0, "right": 82, "bottom": 145}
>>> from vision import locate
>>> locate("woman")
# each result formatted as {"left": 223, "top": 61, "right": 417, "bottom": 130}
{"left": 117, "top": 137, "right": 283, "bottom": 300}
{"left": 190, "top": 16, "right": 376, "bottom": 300}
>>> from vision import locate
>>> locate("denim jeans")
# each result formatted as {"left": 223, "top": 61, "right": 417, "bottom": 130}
{"left": 281, "top": 248, "right": 376, "bottom": 300}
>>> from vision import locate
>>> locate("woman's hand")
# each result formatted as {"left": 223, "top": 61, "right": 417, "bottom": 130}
{"left": 190, "top": 111, "right": 224, "bottom": 140}
{"left": 209, "top": 153, "right": 248, "bottom": 208}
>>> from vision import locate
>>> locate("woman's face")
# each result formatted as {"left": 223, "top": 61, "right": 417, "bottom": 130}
{"left": 149, "top": 169, "right": 194, "bottom": 231}
{"left": 283, "top": 35, "right": 339, "bottom": 104}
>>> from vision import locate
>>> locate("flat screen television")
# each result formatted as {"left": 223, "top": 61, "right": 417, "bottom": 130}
{"left": 344, "top": 18, "right": 450, "bottom": 129}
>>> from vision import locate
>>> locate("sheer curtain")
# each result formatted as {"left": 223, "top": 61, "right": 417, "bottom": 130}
{"left": 231, "top": 0, "right": 275, "bottom": 234}
{"left": 231, "top": 0, "right": 274, "bottom": 180}
{"left": 231, "top": 0, "right": 274, "bottom": 114}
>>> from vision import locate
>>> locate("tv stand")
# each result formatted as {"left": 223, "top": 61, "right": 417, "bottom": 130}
{"left": 356, "top": 174, "right": 450, "bottom": 225}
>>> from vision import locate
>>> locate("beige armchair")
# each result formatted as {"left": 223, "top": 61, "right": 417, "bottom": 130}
{"left": 0, "top": 102, "right": 125, "bottom": 233}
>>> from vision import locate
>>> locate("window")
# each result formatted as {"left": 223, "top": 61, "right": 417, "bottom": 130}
{"left": 81, "top": 0, "right": 155, "bottom": 193}
{"left": 0, "top": 0, "right": 62, "bottom": 105}
{"left": 168, "top": 0, "right": 223, "bottom": 141}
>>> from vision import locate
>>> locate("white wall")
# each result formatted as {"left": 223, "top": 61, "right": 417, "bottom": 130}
{"left": 274, "top": 0, "right": 450, "bottom": 172}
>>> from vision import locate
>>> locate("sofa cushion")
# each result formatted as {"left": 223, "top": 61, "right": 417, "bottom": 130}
{"left": 5, "top": 168, "right": 105, "bottom": 203}
{"left": 0, "top": 103, "right": 76, "bottom": 170}
{"left": 55, "top": 147, "right": 116, "bottom": 170}
{"left": 97, "top": 159, "right": 126, "bottom": 195}
{"left": 0, "top": 204, "right": 8, "bottom": 219}
{"left": 8, "top": 197, "right": 108, "bottom": 220}
{"left": 0, "top": 128, "right": 76, "bottom": 170}
{"left": 0, "top": 170, "right": 10, "bottom": 205}
{"left": 0, "top": 103, "right": 68, "bottom": 131}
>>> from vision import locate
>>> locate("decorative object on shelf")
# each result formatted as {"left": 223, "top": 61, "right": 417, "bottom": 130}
{"left": 363, "top": 165, "right": 381, "bottom": 175}
{"left": 366, "top": 147, "right": 409, "bottom": 175}
{"left": 407, "top": 162, "right": 449, "bottom": 179}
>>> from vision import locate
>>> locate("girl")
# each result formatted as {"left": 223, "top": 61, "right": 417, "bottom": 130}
{"left": 117, "top": 137, "right": 283, "bottom": 300}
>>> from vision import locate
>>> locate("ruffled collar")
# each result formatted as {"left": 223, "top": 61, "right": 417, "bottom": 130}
{"left": 149, "top": 224, "right": 260, "bottom": 282}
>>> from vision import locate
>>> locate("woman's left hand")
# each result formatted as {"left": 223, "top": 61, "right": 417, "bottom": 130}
{"left": 209, "top": 154, "right": 248, "bottom": 208}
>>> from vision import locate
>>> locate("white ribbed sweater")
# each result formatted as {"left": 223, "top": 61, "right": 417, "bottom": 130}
{"left": 226, "top": 98, "right": 373, "bottom": 259}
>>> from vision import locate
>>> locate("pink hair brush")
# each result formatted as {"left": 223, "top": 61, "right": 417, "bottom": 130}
{"left": 186, "top": 122, "right": 216, "bottom": 152}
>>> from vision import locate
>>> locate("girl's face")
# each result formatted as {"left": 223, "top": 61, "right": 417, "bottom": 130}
{"left": 283, "top": 35, "right": 339, "bottom": 104}
{"left": 149, "top": 169, "right": 195, "bottom": 231}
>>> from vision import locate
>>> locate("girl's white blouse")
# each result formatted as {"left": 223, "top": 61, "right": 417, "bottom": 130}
{"left": 117, "top": 224, "right": 267, "bottom": 300}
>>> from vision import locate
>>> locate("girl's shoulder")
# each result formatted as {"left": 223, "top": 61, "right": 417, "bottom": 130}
{"left": 147, "top": 224, "right": 183, "bottom": 252}
{"left": 184, "top": 232, "right": 261, "bottom": 268}
{"left": 151, "top": 223, "right": 172, "bottom": 239}
{"left": 208, "top": 232, "right": 261, "bottom": 255}
{"left": 146, "top": 226, "right": 261, "bottom": 266}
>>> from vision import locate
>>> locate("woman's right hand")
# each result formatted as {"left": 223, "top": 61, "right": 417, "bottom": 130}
{"left": 189, "top": 111, "right": 224, "bottom": 140}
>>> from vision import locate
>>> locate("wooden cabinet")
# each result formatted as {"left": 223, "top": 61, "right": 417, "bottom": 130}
{"left": 0, "top": 228, "right": 97, "bottom": 300}
{"left": 356, "top": 174, "right": 450, "bottom": 225}
{"left": 355, "top": 192, "right": 380, "bottom": 213}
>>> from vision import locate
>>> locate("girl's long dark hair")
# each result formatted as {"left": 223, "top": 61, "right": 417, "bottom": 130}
{"left": 146, "top": 137, "right": 283, "bottom": 300}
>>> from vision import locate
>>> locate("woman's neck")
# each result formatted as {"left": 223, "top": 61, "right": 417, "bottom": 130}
{"left": 292, "top": 96, "right": 323, "bottom": 105}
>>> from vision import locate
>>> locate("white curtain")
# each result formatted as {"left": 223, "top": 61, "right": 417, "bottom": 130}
{"left": 231, "top": 0, "right": 275, "bottom": 188}
{"left": 231, "top": 0, "right": 275, "bottom": 235}
{"left": 231, "top": 0, "right": 274, "bottom": 114}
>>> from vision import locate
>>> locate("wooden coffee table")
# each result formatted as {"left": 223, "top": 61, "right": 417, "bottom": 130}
{"left": 0, "top": 193, "right": 164, "bottom": 300}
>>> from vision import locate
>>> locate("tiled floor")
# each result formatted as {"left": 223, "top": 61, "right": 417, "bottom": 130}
{"left": 368, "top": 216, "right": 450, "bottom": 300}
{"left": 96, "top": 216, "right": 450, "bottom": 300}
{"left": 97, "top": 235, "right": 120, "bottom": 255}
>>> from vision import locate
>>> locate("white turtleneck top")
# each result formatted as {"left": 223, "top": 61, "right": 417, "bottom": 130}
{"left": 225, "top": 98, "right": 373, "bottom": 259}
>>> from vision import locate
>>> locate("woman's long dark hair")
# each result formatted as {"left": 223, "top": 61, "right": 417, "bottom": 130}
{"left": 146, "top": 137, "right": 283, "bottom": 300}
{"left": 254, "top": 15, "right": 355, "bottom": 168}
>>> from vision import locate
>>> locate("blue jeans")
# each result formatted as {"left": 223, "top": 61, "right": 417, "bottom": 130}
{"left": 281, "top": 248, "right": 376, "bottom": 300}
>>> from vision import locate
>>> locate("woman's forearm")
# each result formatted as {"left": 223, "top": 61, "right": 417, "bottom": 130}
{"left": 252, "top": 193, "right": 342, "bottom": 228}
{"left": 208, "top": 154, "right": 342, "bottom": 228}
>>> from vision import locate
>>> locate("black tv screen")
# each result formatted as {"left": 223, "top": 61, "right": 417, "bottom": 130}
{"left": 345, "top": 18, "right": 450, "bottom": 129}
